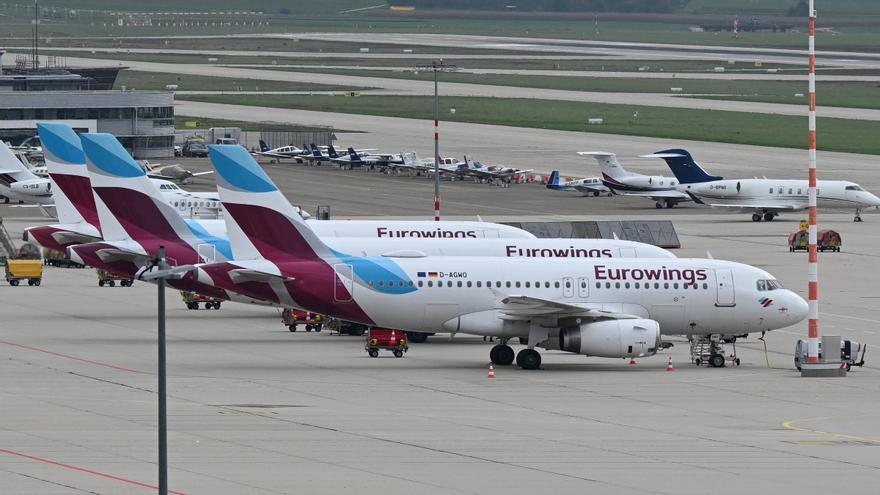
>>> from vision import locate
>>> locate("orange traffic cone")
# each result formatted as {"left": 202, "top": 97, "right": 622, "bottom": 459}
{"left": 666, "top": 355, "right": 674, "bottom": 372}
{"left": 487, "top": 364, "right": 496, "bottom": 378}
{"left": 628, "top": 357, "right": 637, "bottom": 365}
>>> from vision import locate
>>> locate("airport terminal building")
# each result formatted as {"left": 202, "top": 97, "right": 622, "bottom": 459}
{"left": 0, "top": 90, "right": 175, "bottom": 159}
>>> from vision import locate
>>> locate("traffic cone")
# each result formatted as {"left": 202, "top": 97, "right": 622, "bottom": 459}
{"left": 666, "top": 355, "right": 674, "bottom": 372}
{"left": 628, "top": 357, "right": 637, "bottom": 365}
{"left": 487, "top": 364, "right": 496, "bottom": 379}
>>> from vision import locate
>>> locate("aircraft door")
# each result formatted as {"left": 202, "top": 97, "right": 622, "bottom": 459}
{"left": 562, "top": 277, "right": 574, "bottom": 298}
{"left": 577, "top": 277, "right": 590, "bottom": 298}
{"left": 714, "top": 268, "right": 735, "bottom": 307}
{"left": 333, "top": 263, "right": 354, "bottom": 302}
{"left": 618, "top": 247, "right": 637, "bottom": 258}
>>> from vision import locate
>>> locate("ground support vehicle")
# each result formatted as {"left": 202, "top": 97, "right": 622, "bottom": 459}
{"left": 689, "top": 334, "right": 740, "bottom": 367}
{"left": 789, "top": 229, "right": 841, "bottom": 252}
{"left": 43, "top": 248, "right": 85, "bottom": 268}
{"left": 365, "top": 328, "right": 408, "bottom": 358}
{"left": 325, "top": 318, "right": 368, "bottom": 336}
{"left": 795, "top": 339, "right": 866, "bottom": 371}
{"left": 181, "top": 290, "right": 222, "bottom": 310}
{"left": 281, "top": 308, "right": 324, "bottom": 332}
{"left": 96, "top": 269, "right": 134, "bottom": 287}
{"left": 5, "top": 259, "right": 42, "bottom": 286}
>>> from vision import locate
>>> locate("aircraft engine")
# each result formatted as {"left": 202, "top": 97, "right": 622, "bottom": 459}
{"left": 558, "top": 319, "right": 661, "bottom": 358}
{"left": 10, "top": 179, "right": 50, "bottom": 196}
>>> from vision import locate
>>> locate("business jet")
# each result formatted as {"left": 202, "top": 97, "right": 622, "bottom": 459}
{"left": 546, "top": 170, "right": 610, "bottom": 197}
{"left": 190, "top": 145, "right": 808, "bottom": 369}
{"left": 581, "top": 151, "right": 693, "bottom": 209}
{"left": 0, "top": 140, "right": 52, "bottom": 205}
{"left": 653, "top": 148, "right": 880, "bottom": 222}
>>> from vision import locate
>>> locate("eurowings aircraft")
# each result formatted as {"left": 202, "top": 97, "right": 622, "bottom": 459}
{"left": 192, "top": 145, "right": 808, "bottom": 369}
{"left": 546, "top": 170, "right": 609, "bottom": 196}
{"left": 581, "top": 151, "right": 692, "bottom": 209}
{"left": 652, "top": 148, "right": 880, "bottom": 222}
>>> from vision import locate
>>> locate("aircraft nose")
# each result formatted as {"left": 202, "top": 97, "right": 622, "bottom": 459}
{"left": 787, "top": 291, "right": 809, "bottom": 322}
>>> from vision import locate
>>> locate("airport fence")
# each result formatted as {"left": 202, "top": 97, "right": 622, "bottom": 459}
{"left": 502, "top": 221, "right": 680, "bottom": 249}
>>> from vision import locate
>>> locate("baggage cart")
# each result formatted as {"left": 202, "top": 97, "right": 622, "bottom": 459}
{"left": 5, "top": 259, "right": 42, "bottom": 286}
{"left": 96, "top": 269, "right": 134, "bottom": 287}
{"left": 817, "top": 229, "right": 841, "bottom": 252}
{"left": 281, "top": 308, "right": 324, "bottom": 332}
{"left": 181, "top": 290, "right": 223, "bottom": 310}
{"left": 43, "top": 248, "right": 85, "bottom": 268}
{"left": 365, "top": 328, "right": 408, "bottom": 358}
{"left": 788, "top": 230, "right": 808, "bottom": 252}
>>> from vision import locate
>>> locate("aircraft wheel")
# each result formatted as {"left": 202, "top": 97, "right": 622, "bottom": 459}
{"left": 854, "top": 216, "right": 863, "bottom": 222}
{"left": 491, "top": 344, "right": 515, "bottom": 366}
{"left": 655, "top": 202, "right": 663, "bottom": 209}
{"left": 763, "top": 212, "right": 775, "bottom": 222}
{"left": 710, "top": 354, "right": 726, "bottom": 368}
{"left": 666, "top": 201, "right": 675, "bottom": 208}
{"left": 516, "top": 349, "right": 542, "bottom": 370}
{"left": 694, "top": 358, "right": 701, "bottom": 366}
{"left": 752, "top": 213, "right": 762, "bottom": 222}
{"left": 593, "top": 191, "right": 599, "bottom": 197}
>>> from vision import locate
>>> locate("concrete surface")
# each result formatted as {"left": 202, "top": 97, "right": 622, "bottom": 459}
{"left": 2, "top": 160, "right": 879, "bottom": 494}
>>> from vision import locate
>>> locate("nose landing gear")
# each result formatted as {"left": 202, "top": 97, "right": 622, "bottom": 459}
{"left": 854, "top": 208, "right": 863, "bottom": 222}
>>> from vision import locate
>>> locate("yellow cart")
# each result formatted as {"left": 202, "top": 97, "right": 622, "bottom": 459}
{"left": 5, "top": 259, "right": 43, "bottom": 286}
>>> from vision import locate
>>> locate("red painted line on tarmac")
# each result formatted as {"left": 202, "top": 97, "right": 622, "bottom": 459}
{"left": 0, "top": 340, "right": 142, "bottom": 373}
{"left": 0, "top": 448, "right": 186, "bottom": 495}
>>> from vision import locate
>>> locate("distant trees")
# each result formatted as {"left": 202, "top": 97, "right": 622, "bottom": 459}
{"left": 787, "top": 0, "right": 809, "bottom": 17}
{"left": 404, "top": 1, "right": 689, "bottom": 13}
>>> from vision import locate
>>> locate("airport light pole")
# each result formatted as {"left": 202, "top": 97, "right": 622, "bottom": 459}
{"left": 416, "top": 59, "right": 457, "bottom": 221}
{"left": 805, "top": 0, "right": 820, "bottom": 365}
{"left": 156, "top": 246, "right": 168, "bottom": 495}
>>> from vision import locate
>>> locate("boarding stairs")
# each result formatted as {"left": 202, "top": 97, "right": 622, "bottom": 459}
{"left": 0, "top": 217, "right": 17, "bottom": 261}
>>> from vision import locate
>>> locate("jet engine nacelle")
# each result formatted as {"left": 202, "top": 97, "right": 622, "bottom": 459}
{"left": 621, "top": 176, "right": 672, "bottom": 188}
{"left": 558, "top": 319, "right": 661, "bottom": 358}
{"left": 10, "top": 179, "right": 50, "bottom": 195}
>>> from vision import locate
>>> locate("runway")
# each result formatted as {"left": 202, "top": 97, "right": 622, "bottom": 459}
{"left": 176, "top": 100, "right": 880, "bottom": 189}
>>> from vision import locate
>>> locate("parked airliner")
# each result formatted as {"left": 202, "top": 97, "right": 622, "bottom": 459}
{"left": 192, "top": 145, "right": 808, "bottom": 369}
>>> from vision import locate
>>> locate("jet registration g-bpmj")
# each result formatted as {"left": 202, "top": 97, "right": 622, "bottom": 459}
{"left": 581, "top": 151, "right": 694, "bottom": 209}
{"left": 652, "top": 148, "right": 880, "bottom": 222}
{"left": 192, "top": 144, "right": 808, "bottom": 370}
{"left": 546, "top": 170, "right": 610, "bottom": 197}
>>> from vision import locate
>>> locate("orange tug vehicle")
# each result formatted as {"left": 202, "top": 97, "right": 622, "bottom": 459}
{"left": 365, "top": 328, "right": 408, "bottom": 358}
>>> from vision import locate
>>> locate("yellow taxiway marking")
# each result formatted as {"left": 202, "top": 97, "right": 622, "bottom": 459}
{"left": 783, "top": 417, "right": 880, "bottom": 445}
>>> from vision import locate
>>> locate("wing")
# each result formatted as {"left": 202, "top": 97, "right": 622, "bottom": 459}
{"left": 498, "top": 295, "right": 638, "bottom": 322}
{"left": 701, "top": 202, "right": 804, "bottom": 213}
{"left": 190, "top": 171, "right": 213, "bottom": 177}
{"left": 616, "top": 189, "right": 690, "bottom": 201}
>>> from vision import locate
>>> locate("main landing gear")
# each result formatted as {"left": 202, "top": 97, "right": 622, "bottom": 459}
{"left": 655, "top": 200, "right": 676, "bottom": 209}
{"left": 752, "top": 211, "right": 778, "bottom": 222}
{"left": 489, "top": 341, "right": 543, "bottom": 370}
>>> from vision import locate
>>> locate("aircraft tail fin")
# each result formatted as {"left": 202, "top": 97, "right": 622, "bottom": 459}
{"left": 547, "top": 170, "right": 561, "bottom": 188}
{"left": 578, "top": 151, "right": 632, "bottom": 180}
{"left": 327, "top": 145, "right": 339, "bottom": 159}
{"left": 310, "top": 143, "right": 322, "bottom": 157}
{"left": 80, "top": 133, "right": 211, "bottom": 262}
{"left": 0, "top": 142, "right": 40, "bottom": 182}
{"left": 258, "top": 139, "right": 270, "bottom": 152}
{"left": 209, "top": 144, "right": 330, "bottom": 263}
{"left": 645, "top": 149, "right": 723, "bottom": 184}
{"left": 347, "top": 148, "right": 362, "bottom": 163}
{"left": 37, "top": 122, "right": 101, "bottom": 231}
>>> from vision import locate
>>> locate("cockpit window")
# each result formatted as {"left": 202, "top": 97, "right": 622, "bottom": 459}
{"left": 845, "top": 185, "right": 864, "bottom": 191}
{"left": 757, "top": 279, "right": 783, "bottom": 291}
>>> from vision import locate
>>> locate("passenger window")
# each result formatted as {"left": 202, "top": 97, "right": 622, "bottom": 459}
{"left": 428, "top": 281, "right": 433, "bottom": 287}
{"left": 467, "top": 281, "right": 472, "bottom": 287}
{"left": 515, "top": 281, "right": 521, "bottom": 288}
{"left": 634, "top": 282, "right": 639, "bottom": 289}
{"left": 565, "top": 281, "right": 571, "bottom": 288}
{"left": 476, "top": 281, "right": 482, "bottom": 288}
{"left": 457, "top": 281, "right": 462, "bottom": 288}
{"left": 702, "top": 283, "right": 708, "bottom": 289}
{"left": 596, "top": 282, "right": 601, "bottom": 289}
{"left": 769, "top": 188, "right": 773, "bottom": 194}
{"left": 654, "top": 282, "right": 660, "bottom": 289}
{"left": 544, "top": 282, "right": 550, "bottom": 288}
{"left": 606, "top": 282, "right": 611, "bottom": 288}
{"left": 673, "top": 283, "right": 679, "bottom": 289}
{"left": 417, "top": 281, "right": 423, "bottom": 287}
{"left": 788, "top": 188, "right": 793, "bottom": 194}
{"left": 506, "top": 281, "right": 511, "bottom": 288}
{"left": 525, "top": 282, "right": 530, "bottom": 288}
{"left": 664, "top": 283, "right": 669, "bottom": 289}
{"left": 496, "top": 281, "right": 502, "bottom": 288}
{"left": 625, "top": 282, "right": 630, "bottom": 289}
{"left": 378, "top": 281, "right": 384, "bottom": 287}
{"left": 615, "top": 282, "right": 620, "bottom": 289}
{"left": 554, "top": 281, "right": 560, "bottom": 288}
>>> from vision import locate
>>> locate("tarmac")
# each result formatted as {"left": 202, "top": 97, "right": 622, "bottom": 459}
{"left": 2, "top": 159, "right": 879, "bottom": 494}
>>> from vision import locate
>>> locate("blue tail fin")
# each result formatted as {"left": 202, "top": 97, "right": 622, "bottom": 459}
{"left": 547, "top": 170, "right": 561, "bottom": 187}
{"left": 347, "top": 148, "right": 362, "bottom": 163}
{"left": 327, "top": 145, "right": 339, "bottom": 159}
{"left": 259, "top": 139, "right": 269, "bottom": 152}
{"left": 310, "top": 144, "right": 321, "bottom": 157}
{"left": 651, "top": 149, "right": 722, "bottom": 184}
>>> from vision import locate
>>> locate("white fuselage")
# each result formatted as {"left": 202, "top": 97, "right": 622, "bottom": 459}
{"left": 335, "top": 257, "right": 806, "bottom": 338}
{"left": 680, "top": 178, "right": 880, "bottom": 212}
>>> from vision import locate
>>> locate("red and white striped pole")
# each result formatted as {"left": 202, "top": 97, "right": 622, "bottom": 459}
{"left": 433, "top": 61, "right": 441, "bottom": 221}
{"left": 806, "top": 0, "right": 820, "bottom": 364}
